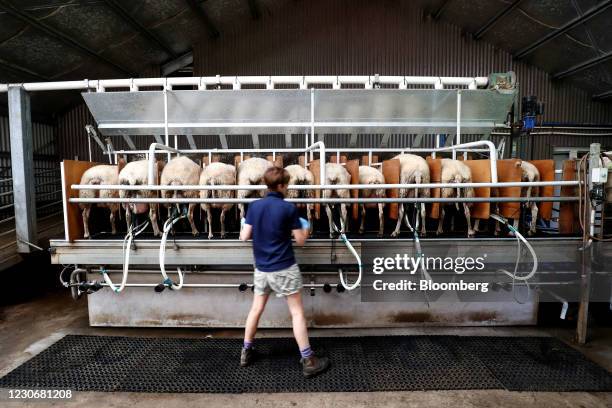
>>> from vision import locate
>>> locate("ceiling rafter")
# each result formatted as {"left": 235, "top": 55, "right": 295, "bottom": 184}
{"left": 592, "top": 89, "right": 612, "bottom": 101}
{"left": 183, "top": 0, "right": 220, "bottom": 39}
{"left": 0, "top": 0, "right": 134, "bottom": 76}
{"left": 552, "top": 50, "right": 612, "bottom": 79}
{"left": 514, "top": 0, "right": 612, "bottom": 60}
{"left": 472, "top": 0, "right": 523, "bottom": 40}
{"left": 102, "top": 0, "right": 178, "bottom": 59}
{"left": 0, "top": 58, "right": 50, "bottom": 81}
{"left": 429, "top": 0, "right": 452, "bottom": 20}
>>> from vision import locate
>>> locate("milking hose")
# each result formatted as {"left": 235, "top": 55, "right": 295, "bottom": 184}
{"left": 102, "top": 219, "right": 149, "bottom": 293}
{"left": 159, "top": 214, "right": 186, "bottom": 290}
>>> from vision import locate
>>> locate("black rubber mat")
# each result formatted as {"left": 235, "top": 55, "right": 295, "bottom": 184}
{"left": 0, "top": 335, "right": 610, "bottom": 393}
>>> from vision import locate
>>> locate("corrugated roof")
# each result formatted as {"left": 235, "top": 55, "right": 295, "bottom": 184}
{"left": 0, "top": 0, "right": 611, "bottom": 117}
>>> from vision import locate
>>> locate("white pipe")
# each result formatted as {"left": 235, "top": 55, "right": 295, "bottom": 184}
{"left": 71, "top": 180, "right": 580, "bottom": 191}
{"left": 70, "top": 196, "right": 578, "bottom": 204}
{"left": 306, "top": 141, "right": 326, "bottom": 183}
{"left": 147, "top": 143, "right": 180, "bottom": 185}
{"left": 0, "top": 75, "right": 491, "bottom": 93}
{"left": 113, "top": 147, "right": 492, "bottom": 155}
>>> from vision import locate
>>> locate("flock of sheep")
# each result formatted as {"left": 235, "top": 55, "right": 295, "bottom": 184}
{"left": 78, "top": 153, "right": 541, "bottom": 239}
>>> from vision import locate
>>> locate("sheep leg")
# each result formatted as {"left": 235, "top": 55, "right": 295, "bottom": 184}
{"left": 494, "top": 219, "right": 501, "bottom": 236}
{"left": 464, "top": 203, "right": 475, "bottom": 238}
{"left": 238, "top": 203, "right": 245, "bottom": 221}
{"left": 474, "top": 219, "right": 480, "bottom": 232}
{"left": 378, "top": 203, "right": 384, "bottom": 238}
{"left": 391, "top": 203, "right": 404, "bottom": 238}
{"left": 436, "top": 207, "right": 445, "bottom": 235}
{"left": 150, "top": 204, "right": 161, "bottom": 237}
{"left": 188, "top": 203, "right": 199, "bottom": 236}
{"left": 109, "top": 206, "right": 118, "bottom": 235}
{"left": 420, "top": 202, "right": 427, "bottom": 236}
{"left": 359, "top": 204, "right": 366, "bottom": 234}
{"left": 205, "top": 206, "right": 214, "bottom": 239}
{"left": 82, "top": 206, "right": 91, "bottom": 239}
{"left": 340, "top": 204, "right": 348, "bottom": 233}
{"left": 529, "top": 202, "right": 538, "bottom": 236}
{"left": 125, "top": 208, "right": 132, "bottom": 231}
{"left": 220, "top": 207, "right": 228, "bottom": 239}
{"left": 325, "top": 205, "right": 335, "bottom": 238}
{"left": 306, "top": 203, "right": 313, "bottom": 234}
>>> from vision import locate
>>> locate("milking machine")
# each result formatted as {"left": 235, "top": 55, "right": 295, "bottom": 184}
{"left": 156, "top": 206, "right": 187, "bottom": 292}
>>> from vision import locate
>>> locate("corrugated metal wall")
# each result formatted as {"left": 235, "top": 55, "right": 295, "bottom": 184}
{"left": 194, "top": 0, "right": 612, "bottom": 125}
{"left": 0, "top": 115, "right": 61, "bottom": 227}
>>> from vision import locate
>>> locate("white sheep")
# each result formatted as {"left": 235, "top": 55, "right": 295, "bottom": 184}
{"left": 119, "top": 159, "right": 162, "bottom": 237}
{"left": 358, "top": 165, "right": 385, "bottom": 237}
{"left": 324, "top": 162, "right": 351, "bottom": 238}
{"left": 436, "top": 158, "right": 476, "bottom": 238}
{"left": 78, "top": 164, "right": 121, "bottom": 239}
{"left": 236, "top": 157, "right": 273, "bottom": 219}
{"left": 285, "top": 164, "right": 315, "bottom": 233}
{"left": 391, "top": 154, "right": 431, "bottom": 237}
{"left": 160, "top": 156, "right": 202, "bottom": 236}
{"left": 495, "top": 161, "right": 540, "bottom": 236}
{"left": 200, "top": 162, "right": 236, "bottom": 239}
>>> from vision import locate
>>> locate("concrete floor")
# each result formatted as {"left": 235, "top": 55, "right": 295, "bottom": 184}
{"left": 0, "top": 289, "right": 611, "bottom": 408}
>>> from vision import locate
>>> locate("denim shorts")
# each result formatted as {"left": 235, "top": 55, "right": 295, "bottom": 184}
{"left": 253, "top": 263, "right": 302, "bottom": 297}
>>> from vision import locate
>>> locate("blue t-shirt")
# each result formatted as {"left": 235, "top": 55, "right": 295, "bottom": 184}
{"left": 245, "top": 191, "right": 302, "bottom": 272}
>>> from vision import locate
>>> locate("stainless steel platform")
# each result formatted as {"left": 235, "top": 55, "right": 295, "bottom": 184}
{"left": 49, "top": 238, "right": 583, "bottom": 328}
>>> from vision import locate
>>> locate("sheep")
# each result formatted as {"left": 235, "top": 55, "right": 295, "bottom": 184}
{"left": 324, "top": 162, "right": 351, "bottom": 238}
{"left": 200, "top": 162, "right": 236, "bottom": 239}
{"left": 495, "top": 160, "right": 540, "bottom": 236}
{"left": 436, "top": 158, "right": 476, "bottom": 238}
{"left": 160, "top": 156, "right": 202, "bottom": 236}
{"left": 78, "top": 165, "right": 121, "bottom": 239}
{"left": 236, "top": 157, "right": 273, "bottom": 219}
{"left": 285, "top": 164, "right": 315, "bottom": 234}
{"left": 391, "top": 154, "right": 431, "bottom": 237}
{"left": 358, "top": 165, "right": 385, "bottom": 237}
{"left": 119, "top": 159, "right": 162, "bottom": 237}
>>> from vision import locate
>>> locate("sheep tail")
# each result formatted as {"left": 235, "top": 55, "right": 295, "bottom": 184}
{"left": 210, "top": 178, "right": 216, "bottom": 200}
{"left": 455, "top": 175, "right": 461, "bottom": 211}
{"left": 414, "top": 173, "right": 421, "bottom": 200}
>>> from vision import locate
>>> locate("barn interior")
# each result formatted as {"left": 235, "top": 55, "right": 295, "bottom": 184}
{"left": 0, "top": 1, "right": 611, "bottom": 406}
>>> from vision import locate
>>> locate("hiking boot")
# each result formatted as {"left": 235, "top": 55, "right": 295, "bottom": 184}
{"left": 240, "top": 347, "right": 256, "bottom": 367}
{"left": 301, "top": 355, "right": 330, "bottom": 378}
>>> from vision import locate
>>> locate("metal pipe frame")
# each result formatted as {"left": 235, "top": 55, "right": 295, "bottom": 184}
{"left": 71, "top": 180, "right": 580, "bottom": 191}
{"left": 70, "top": 196, "right": 577, "bottom": 204}
{"left": 147, "top": 143, "right": 180, "bottom": 185}
{"left": 113, "top": 147, "right": 492, "bottom": 155}
{"left": 0, "top": 75, "right": 490, "bottom": 93}
{"left": 121, "top": 140, "right": 500, "bottom": 182}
